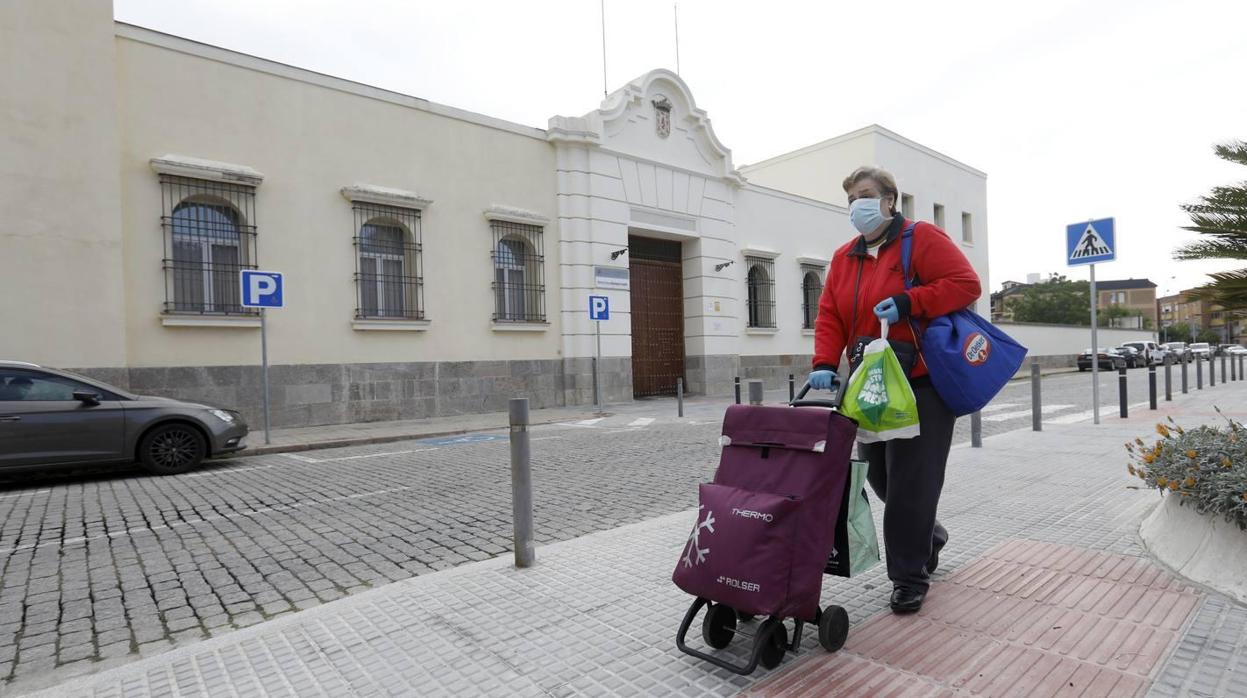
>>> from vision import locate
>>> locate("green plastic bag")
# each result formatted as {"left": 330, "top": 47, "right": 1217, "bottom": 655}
{"left": 840, "top": 321, "right": 921, "bottom": 443}
{"left": 825, "top": 460, "right": 881, "bottom": 578}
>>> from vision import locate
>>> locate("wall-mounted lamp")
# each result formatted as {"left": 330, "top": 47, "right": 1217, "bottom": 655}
{"left": 609, "top": 248, "right": 629, "bottom": 261}
{"left": 714, "top": 260, "right": 735, "bottom": 272}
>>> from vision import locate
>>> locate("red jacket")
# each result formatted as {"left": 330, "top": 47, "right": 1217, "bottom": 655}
{"left": 813, "top": 217, "right": 981, "bottom": 378}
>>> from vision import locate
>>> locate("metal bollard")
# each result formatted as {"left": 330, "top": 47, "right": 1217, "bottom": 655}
{"left": 1211, "top": 354, "right": 1217, "bottom": 386}
{"left": 509, "top": 398, "right": 535, "bottom": 568}
{"left": 1235, "top": 356, "right": 1240, "bottom": 382}
{"left": 748, "top": 379, "right": 764, "bottom": 406}
{"left": 676, "top": 377, "right": 684, "bottom": 418}
{"left": 1149, "top": 364, "right": 1158, "bottom": 410}
{"left": 592, "top": 357, "right": 600, "bottom": 409}
{"left": 1181, "top": 358, "right": 1189, "bottom": 394}
{"left": 1119, "top": 366, "right": 1128, "bottom": 418}
{"left": 1031, "top": 359, "right": 1042, "bottom": 432}
{"left": 788, "top": 374, "right": 795, "bottom": 402}
{"left": 734, "top": 376, "right": 741, "bottom": 404}
{"left": 1241, "top": 354, "right": 1245, "bottom": 381}
{"left": 1197, "top": 355, "right": 1204, "bottom": 390}
{"left": 971, "top": 411, "right": 983, "bottom": 448}
{"left": 1222, "top": 353, "right": 1228, "bottom": 383}
{"left": 1165, "top": 357, "right": 1173, "bottom": 402}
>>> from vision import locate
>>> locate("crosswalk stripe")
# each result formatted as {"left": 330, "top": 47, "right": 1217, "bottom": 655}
{"left": 576, "top": 418, "right": 605, "bottom": 426}
{"left": 982, "top": 405, "right": 1074, "bottom": 422}
{"left": 1048, "top": 401, "right": 1150, "bottom": 425}
{"left": 628, "top": 417, "right": 655, "bottom": 427}
{"left": 979, "top": 403, "right": 1021, "bottom": 414}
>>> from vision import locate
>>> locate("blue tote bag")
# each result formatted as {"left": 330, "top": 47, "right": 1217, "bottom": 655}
{"left": 901, "top": 224, "right": 1027, "bottom": 417}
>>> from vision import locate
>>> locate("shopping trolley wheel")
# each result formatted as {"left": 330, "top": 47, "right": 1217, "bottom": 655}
{"left": 818, "top": 605, "right": 850, "bottom": 652}
{"left": 702, "top": 603, "right": 737, "bottom": 649}
{"left": 736, "top": 610, "right": 756, "bottom": 623}
{"left": 758, "top": 619, "right": 788, "bottom": 670}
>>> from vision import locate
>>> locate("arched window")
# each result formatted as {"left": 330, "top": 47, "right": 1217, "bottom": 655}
{"left": 171, "top": 201, "right": 243, "bottom": 313}
{"left": 746, "top": 257, "right": 776, "bottom": 328}
{"left": 802, "top": 269, "right": 823, "bottom": 329}
{"left": 352, "top": 202, "right": 423, "bottom": 320}
{"left": 160, "top": 175, "right": 257, "bottom": 315}
{"left": 491, "top": 220, "right": 545, "bottom": 323}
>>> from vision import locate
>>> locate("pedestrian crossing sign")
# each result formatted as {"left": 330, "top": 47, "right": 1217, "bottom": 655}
{"left": 1066, "top": 218, "right": 1116, "bottom": 266}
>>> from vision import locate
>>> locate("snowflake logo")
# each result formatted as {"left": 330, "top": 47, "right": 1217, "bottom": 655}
{"left": 682, "top": 505, "right": 715, "bottom": 568}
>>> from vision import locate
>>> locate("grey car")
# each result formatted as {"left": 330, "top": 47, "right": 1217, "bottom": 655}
{"left": 0, "top": 361, "right": 248, "bottom": 474}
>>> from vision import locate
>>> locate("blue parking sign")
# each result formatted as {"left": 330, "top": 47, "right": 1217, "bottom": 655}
{"left": 241, "top": 270, "right": 284, "bottom": 308}
{"left": 589, "top": 295, "right": 609, "bottom": 321}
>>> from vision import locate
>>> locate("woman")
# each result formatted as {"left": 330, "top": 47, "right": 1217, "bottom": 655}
{"left": 808, "top": 166, "right": 980, "bottom": 614}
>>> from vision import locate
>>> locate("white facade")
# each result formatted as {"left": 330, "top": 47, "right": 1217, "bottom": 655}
{"left": 0, "top": 2, "right": 991, "bottom": 427}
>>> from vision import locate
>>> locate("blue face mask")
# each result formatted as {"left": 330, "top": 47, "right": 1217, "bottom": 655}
{"left": 849, "top": 197, "right": 888, "bottom": 235}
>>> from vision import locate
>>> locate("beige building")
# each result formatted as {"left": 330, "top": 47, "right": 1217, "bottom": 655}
{"left": 1095, "top": 279, "right": 1157, "bottom": 329}
{"left": 1, "top": 1, "right": 991, "bottom": 428}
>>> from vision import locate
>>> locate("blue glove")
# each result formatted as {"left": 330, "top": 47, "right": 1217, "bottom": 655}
{"left": 873, "top": 297, "right": 900, "bottom": 324}
{"left": 808, "top": 369, "right": 837, "bottom": 391}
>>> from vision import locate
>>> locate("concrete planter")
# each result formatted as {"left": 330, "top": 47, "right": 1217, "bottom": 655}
{"left": 1140, "top": 495, "right": 1247, "bottom": 604}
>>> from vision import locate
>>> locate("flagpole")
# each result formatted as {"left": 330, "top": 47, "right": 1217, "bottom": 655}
{"left": 601, "top": 0, "right": 608, "bottom": 97}
{"left": 674, "top": 3, "right": 680, "bottom": 75}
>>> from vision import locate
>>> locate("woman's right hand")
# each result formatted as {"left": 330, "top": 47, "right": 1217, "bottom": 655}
{"left": 808, "top": 369, "right": 837, "bottom": 391}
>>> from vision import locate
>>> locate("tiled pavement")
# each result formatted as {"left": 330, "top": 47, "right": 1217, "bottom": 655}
{"left": 23, "top": 381, "right": 1247, "bottom": 696}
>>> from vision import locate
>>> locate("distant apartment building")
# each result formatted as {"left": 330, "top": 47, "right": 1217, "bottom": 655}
{"left": 1095, "top": 279, "right": 1157, "bottom": 329}
{"left": 1159, "top": 291, "right": 1245, "bottom": 344}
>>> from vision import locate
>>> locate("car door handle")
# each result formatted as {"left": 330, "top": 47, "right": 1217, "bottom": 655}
{"left": 0, "top": 416, "right": 20, "bottom": 422}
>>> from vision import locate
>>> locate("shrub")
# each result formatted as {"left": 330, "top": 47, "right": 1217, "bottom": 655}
{"left": 1125, "top": 410, "right": 1247, "bottom": 531}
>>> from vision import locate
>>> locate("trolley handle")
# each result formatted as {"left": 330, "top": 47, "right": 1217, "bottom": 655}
{"left": 790, "top": 379, "right": 843, "bottom": 409}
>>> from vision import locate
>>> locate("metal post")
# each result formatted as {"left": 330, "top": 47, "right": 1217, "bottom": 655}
{"left": 1181, "top": 357, "right": 1189, "bottom": 394}
{"left": 1197, "top": 355, "right": 1204, "bottom": 390}
{"left": 1222, "top": 353, "right": 1228, "bottom": 383}
{"left": 1090, "top": 264, "right": 1099, "bottom": 425}
{"left": 1164, "top": 356, "right": 1173, "bottom": 402}
{"left": 261, "top": 309, "right": 271, "bottom": 445}
{"left": 1119, "top": 366, "right": 1128, "bottom": 418}
{"left": 676, "top": 377, "right": 684, "bottom": 418}
{"left": 747, "top": 379, "right": 764, "bottom": 406}
{"left": 1241, "top": 354, "right": 1245, "bottom": 381}
{"left": 971, "top": 411, "right": 983, "bottom": 448}
{"left": 509, "top": 398, "right": 535, "bottom": 568}
{"left": 1211, "top": 353, "right": 1217, "bottom": 386}
{"left": 592, "top": 357, "right": 600, "bottom": 408}
{"left": 1031, "top": 359, "right": 1042, "bottom": 432}
{"left": 593, "top": 321, "right": 602, "bottom": 408}
{"left": 788, "top": 374, "right": 795, "bottom": 402}
{"left": 1149, "top": 364, "right": 1157, "bottom": 410}
{"left": 1235, "top": 355, "right": 1239, "bottom": 382}
{"left": 734, "top": 377, "right": 741, "bottom": 405}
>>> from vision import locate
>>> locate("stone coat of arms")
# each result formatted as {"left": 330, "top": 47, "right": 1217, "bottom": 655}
{"left": 652, "top": 96, "right": 672, "bottom": 138}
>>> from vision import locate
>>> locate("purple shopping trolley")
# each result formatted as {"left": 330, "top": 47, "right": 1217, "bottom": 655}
{"left": 673, "top": 383, "right": 857, "bottom": 674}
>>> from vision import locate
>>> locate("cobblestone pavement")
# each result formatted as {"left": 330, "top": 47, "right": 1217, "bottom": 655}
{"left": 0, "top": 368, "right": 1242, "bottom": 693}
{"left": 26, "top": 381, "right": 1247, "bottom": 697}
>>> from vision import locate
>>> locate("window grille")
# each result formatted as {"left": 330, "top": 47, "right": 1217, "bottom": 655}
{"left": 351, "top": 202, "right": 424, "bottom": 320}
{"left": 746, "top": 256, "right": 777, "bottom": 329}
{"left": 801, "top": 265, "right": 824, "bottom": 329}
{"left": 491, "top": 220, "right": 546, "bottom": 322}
{"left": 160, "top": 175, "right": 258, "bottom": 315}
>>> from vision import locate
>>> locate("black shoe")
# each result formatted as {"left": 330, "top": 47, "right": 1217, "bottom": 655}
{"left": 890, "top": 586, "right": 926, "bottom": 614}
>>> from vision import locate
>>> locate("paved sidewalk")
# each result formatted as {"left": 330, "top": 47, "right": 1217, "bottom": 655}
{"left": 29, "top": 382, "right": 1247, "bottom": 696}
{"left": 247, "top": 366, "right": 1077, "bottom": 456}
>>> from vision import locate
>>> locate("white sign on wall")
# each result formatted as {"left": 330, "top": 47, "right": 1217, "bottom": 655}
{"left": 595, "top": 266, "right": 630, "bottom": 290}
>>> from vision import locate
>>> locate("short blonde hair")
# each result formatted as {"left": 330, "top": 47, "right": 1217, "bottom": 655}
{"left": 842, "top": 166, "right": 899, "bottom": 214}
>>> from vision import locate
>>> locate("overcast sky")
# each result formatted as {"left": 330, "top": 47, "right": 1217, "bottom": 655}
{"left": 114, "top": 0, "right": 1247, "bottom": 297}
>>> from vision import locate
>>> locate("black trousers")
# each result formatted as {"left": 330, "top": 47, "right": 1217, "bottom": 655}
{"left": 858, "top": 379, "right": 956, "bottom": 592}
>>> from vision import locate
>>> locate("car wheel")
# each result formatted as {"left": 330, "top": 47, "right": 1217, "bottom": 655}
{"left": 139, "top": 423, "right": 207, "bottom": 475}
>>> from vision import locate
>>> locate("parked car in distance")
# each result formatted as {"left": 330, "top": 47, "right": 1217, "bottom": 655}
{"left": 1220, "top": 344, "right": 1242, "bottom": 356}
{"left": 1120, "top": 341, "right": 1164, "bottom": 366}
{"left": 1189, "top": 342, "right": 1213, "bottom": 360}
{"left": 1163, "top": 342, "right": 1193, "bottom": 363}
{"left": 0, "top": 361, "right": 248, "bottom": 474}
{"left": 1116, "top": 345, "right": 1144, "bottom": 369}
{"left": 1228, "top": 346, "right": 1247, "bottom": 356}
{"left": 1078, "top": 348, "right": 1127, "bottom": 372}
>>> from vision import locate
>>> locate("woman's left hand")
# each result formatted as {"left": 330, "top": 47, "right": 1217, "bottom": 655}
{"left": 874, "top": 297, "right": 901, "bottom": 324}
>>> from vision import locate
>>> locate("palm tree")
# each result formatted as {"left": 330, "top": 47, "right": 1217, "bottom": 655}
{"left": 1174, "top": 141, "right": 1247, "bottom": 308}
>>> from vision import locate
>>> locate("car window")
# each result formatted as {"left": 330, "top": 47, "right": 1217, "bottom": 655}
{"left": 0, "top": 370, "right": 105, "bottom": 402}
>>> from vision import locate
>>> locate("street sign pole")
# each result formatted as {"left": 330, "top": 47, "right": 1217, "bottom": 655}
{"left": 1090, "top": 263, "right": 1099, "bottom": 425}
{"left": 1066, "top": 218, "right": 1115, "bottom": 427}
{"left": 261, "top": 308, "right": 271, "bottom": 444}
{"left": 594, "top": 319, "right": 602, "bottom": 409}
{"left": 241, "top": 270, "right": 283, "bottom": 446}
